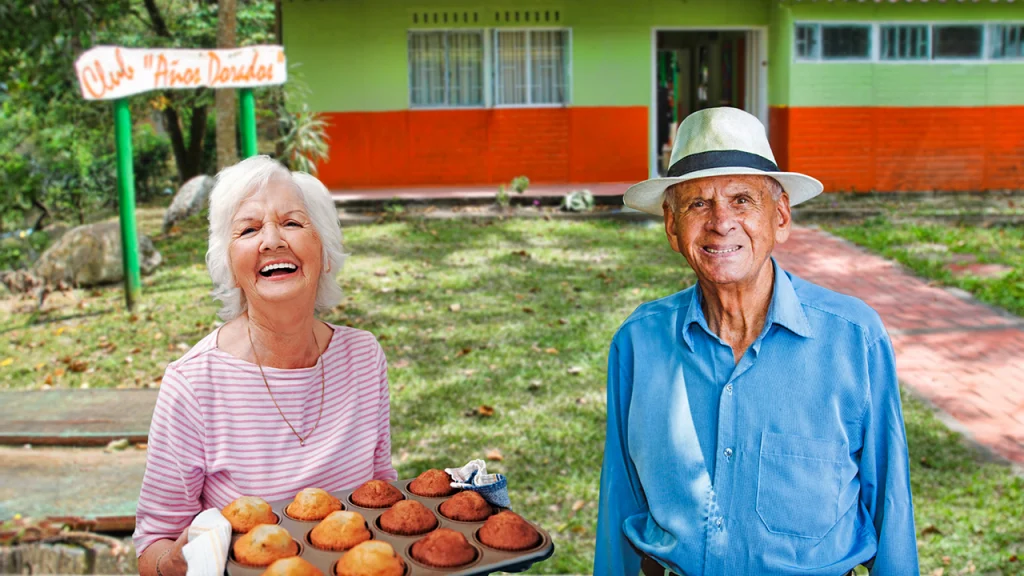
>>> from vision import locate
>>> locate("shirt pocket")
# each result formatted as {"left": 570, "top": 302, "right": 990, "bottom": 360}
{"left": 756, "top": 431, "right": 844, "bottom": 539}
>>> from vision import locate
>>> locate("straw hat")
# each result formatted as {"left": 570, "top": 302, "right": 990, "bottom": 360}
{"left": 624, "top": 107, "right": 823, "bottom": 215}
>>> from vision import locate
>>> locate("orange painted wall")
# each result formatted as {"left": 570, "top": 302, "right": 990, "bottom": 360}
{"left": 770, "top": 106, "right": 1024, "bottom": 192}
{"left": 316, "top": 106, "right": 648, "bottom": 189}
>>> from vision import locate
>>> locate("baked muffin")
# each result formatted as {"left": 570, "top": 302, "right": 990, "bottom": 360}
{"left": 309, "top": 511, "right": 371, "bottom": 551}
{"left": 223, "top": 496, "right": 278, "bottom": 533}
{"left": 233, "top": 524, "right": 299, "bottom": 567}
{"left": 439, "top": 490, "right": 492, "bottom": 522}
{"left": 410, "top": 528, "right": 477, "bottom": 568}
{"left": 378, "top": 500, "right": 437, "bottom": 536}
{"left": 407, "top": 469, "right": 455, "bottom": 497}
{"left": 286, "top": 488, "right": 342, "bottom": 521}
{"left": 334, "top": 541, "right": 405, "bottom": 576}
{"left": 261, "top": 557, "right": 324, "bottom": 576}
{"left": 350, "top": 480, "right": 404, "bottom": 508}
{"left": 477, "top": 511, "right": 541, "bottom": 551}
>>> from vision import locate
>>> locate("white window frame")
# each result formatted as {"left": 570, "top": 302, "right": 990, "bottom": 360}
{"left": 989, "top": 22, "right": 1024, "bottom": 61}
{"left": 492, "top": 27, "right": 572, "bottom": 108}
{"left": 794, "top": 23, "right": 820, "bottom": 61}
{"left": 794, "top": 20, "right": 1021, "bottom": 64}
{"left": 794, "top": 22, "right": 873, "bottom": 62}
{"left": 407, "top": 29, "right": 487, "bottom": 110}
{"left": 407, "top": 27, "right": 572, "bottom": 109}
{"left": 879, "top": 24, "right": 930, "bottom": 62}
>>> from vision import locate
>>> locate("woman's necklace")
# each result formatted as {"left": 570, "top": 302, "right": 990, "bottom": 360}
{"left": 247, "top": 324, "right": 326, "bottom": 446}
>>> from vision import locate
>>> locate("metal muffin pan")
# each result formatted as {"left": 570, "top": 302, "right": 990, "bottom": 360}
{"left": 225, "top": 478, "right": 554, "bottom": 576}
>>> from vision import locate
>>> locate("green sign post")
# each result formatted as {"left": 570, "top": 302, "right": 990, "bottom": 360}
{"left": 75, "top": 45, "right": 287, "bottom": 310}
{"left": 113, "top": 99, "right": 142, "bottom": 308}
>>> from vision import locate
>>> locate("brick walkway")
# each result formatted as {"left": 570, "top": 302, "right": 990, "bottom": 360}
{"left": 775, "top": 227, "right": 1024, "bottom": 465}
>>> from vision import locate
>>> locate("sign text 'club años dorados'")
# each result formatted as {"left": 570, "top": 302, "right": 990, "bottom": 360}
{"left": 74, "top": 45, "right": 287, "bottom": 101}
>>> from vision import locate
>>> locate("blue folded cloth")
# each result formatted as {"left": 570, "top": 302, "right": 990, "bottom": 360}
{"left": 462, "top": 471, "right": 511, "bottom": 509}
{"left": 445, "top": 460, "right": 512, "bottom": 509}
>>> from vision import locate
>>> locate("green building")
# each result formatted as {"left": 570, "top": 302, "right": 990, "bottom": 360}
{"left": 281, "top": 0, "right": 1024, "bottom": 193}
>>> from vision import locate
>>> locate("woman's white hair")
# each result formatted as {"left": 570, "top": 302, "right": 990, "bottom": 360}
{"left": 206, "top": 155, "right": 346, "bottom": 321}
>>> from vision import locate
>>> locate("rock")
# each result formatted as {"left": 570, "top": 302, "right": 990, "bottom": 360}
{"left": 163, "top": 175, "right": 214, "bottom": 233}
{"left": 33, "top": 222, "right": 162, "bottom": 288}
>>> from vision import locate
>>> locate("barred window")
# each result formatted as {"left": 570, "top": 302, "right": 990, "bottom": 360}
{"left": 880, "top": 25, "right": 929, "bottom": 60}
{"left": 494, "top": 30, "right": 568, "bottom": 105}
{"left": 795, "top": 24, "right": 818, "bottom": 59}
{"left": 408, "top": 31, "right": 484, "bottom": 107}
{"left": 932, "top": 25, "right": 983, "bottom": 59}
{"left": 990, "top": 24, "right": 1024, "bottom": 59}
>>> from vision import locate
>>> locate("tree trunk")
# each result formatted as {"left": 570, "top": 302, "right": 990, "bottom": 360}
{"left": 162, "top": 96, "right": 209, "bottom": 182}
{"left": 215, "top": 0, "right": 238, "bottom": 170}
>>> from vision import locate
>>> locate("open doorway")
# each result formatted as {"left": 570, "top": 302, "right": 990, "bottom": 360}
{"left": 652, "top": 29, "right": 766, "bottom": 176}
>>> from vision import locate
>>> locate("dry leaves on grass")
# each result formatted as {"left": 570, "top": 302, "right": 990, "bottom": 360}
{"left": 449, "top": 303, "right": 462, "bottom": 312}
{"left": 485, "top": 448, "right": 503, "bottom": 461}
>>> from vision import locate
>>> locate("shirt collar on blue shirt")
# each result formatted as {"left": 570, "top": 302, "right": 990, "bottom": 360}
{"left": 681, "top": 258, "right": 813, "bottom": 351}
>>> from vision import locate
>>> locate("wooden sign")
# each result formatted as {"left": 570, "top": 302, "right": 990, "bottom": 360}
{"left": 74, "top": 45, "right": 287, "bottom": 101}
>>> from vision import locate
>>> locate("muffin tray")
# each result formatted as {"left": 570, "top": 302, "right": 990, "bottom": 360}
{"left": 225, "top": 478, "right": 554, "bottom": 576}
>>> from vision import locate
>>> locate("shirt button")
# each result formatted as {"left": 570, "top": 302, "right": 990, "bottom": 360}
{"left": 725, "top": 384, "right": 733, "bottom": 394}
{"left": 724, "top": 448, "right": 733, "bottom": 458}
{"left": 715, "top": 518, "right": 723, "bottom": 528}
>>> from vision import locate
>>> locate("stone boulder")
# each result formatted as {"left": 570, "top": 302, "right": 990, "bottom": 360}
{"left": 163, "top": 174, "right": 213, "bottom": 233}
{"left": 33, "top": 221, "right": 162, "bottom": 288}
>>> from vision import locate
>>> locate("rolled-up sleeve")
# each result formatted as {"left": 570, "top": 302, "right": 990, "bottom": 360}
{"left": 595, "top": 339, "right": 647, "bottom": 576}
{"left": 859, "top": 335, "right": 920, "bottom": 574}
{"left": 132, "top": 366, "right": 207, "bottom": 557}
{"left": 372, "top": 345, "right": 398, "bottom": 481}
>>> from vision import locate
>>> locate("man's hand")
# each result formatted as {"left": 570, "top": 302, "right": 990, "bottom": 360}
{"left": 157, "top": 529, "right": 189, "bottom": 576}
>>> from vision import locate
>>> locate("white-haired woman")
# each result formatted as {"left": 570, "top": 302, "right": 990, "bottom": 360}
{"left": 133, "top": 156, "right": 397, "bottom": 576}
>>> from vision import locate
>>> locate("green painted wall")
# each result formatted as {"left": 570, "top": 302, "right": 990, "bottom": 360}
{"left": 282, "top": 0, "right": 769, "bottom": 112}
{"left": 768, "top": 2, "right": 792, "bottom": 107}
{"left": 783, "top": 2, "right": 1024, "bottom": 107}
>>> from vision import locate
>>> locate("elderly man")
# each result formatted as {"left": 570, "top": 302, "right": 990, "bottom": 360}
{"left": 594, "top": 107, "right": 918, "bottom": 576}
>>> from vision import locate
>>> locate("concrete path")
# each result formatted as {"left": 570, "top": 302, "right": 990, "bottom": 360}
{"left": 775, "top": 227, "right": 1024, "bottom": 465}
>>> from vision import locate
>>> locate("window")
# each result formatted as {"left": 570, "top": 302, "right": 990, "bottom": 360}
{"left": 932, "top": 25, "right": 983, "bottom": 59}
{"left": 795, "top": 24, "right": 818, "bottom": 59}
{"left": 408, "top": 31, "right": 484, "bottom": 107}
{"left": 494, "top": 30, "right": 568, "bottom": 105}
{"left": 991, "top": 24, "right": 1024, "bottom": 59}
{"left": 821, "top": 25, "right": 871, "bottom": 60}
{"left": 880, "top": 25, "right": 929, "bottom": 60}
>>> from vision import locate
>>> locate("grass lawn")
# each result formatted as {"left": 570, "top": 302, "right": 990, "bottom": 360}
{"left": 828, "top": 215, "right": 1024, "bottom": 319}
{"left": 1, "top": 211, "right": 1022, "bottom": 574}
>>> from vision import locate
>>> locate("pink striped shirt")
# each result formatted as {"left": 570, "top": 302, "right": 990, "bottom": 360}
{"left": 132, "top": 324, "right": 397, "bottom": 556}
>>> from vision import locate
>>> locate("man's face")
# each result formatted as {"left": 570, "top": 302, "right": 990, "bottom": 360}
{"left": 663, "top": 175, "right": 791, "bottom": 287}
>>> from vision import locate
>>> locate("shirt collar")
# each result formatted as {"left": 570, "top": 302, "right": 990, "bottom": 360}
{"left": 681, "top": 258, "right": 813, "bottom": 351}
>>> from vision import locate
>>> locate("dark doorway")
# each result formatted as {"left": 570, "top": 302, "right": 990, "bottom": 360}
{"left": 656, "top": 30, "right": 750, "bottom": 176}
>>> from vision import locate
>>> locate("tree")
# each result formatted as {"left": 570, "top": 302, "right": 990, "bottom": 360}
{"left": 215, "top": 0, "right": 238, "bottom": 170}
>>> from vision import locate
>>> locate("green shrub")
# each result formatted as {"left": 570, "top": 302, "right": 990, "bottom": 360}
{"left": 133, "top": 124, "right": 174, "bottom": 201}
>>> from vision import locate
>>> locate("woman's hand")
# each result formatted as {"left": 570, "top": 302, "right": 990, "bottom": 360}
{"left": 156, "top": 529, "right": 189, "bottom": 576}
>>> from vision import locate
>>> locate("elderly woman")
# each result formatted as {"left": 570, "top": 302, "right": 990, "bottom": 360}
{"left": 133, "top": 156, "right": 397, "bottom": 576}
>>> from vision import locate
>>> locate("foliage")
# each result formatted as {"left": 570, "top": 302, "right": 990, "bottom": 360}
{"left": 1, "top": 213, "right": 1022, "bottom": 573}
{"left": 496, "top": 175, "right": 530, "bottom": 209}
{"left": 273, "top": 69, "right": 330, "bottom": 175}
{"left": 132, "top": 124, "right": 174, "bottom": 201}
{"left": 277, "top": 103, "right": 330, "bottom": 175}
{"left": 0, "top": 231, "right": 52, "bottom": 271}
{"left": 562, "top": 189, "right": 595, "bottom": 213}
{"left": 0, "top": 0, "right": 276, "bottom": 228}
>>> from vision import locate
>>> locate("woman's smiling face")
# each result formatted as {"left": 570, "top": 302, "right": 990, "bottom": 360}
{"left": 228, "top": 177, "right": 323, "bottom": 311}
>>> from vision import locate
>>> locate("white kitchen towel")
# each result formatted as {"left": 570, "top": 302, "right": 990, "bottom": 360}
{"left": 182, "top": 508, "right": 232, "bottom": 576}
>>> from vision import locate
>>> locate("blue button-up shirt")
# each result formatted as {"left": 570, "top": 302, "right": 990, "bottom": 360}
{"left": 595, "top": 260, "right": 918, "bottom": 575}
